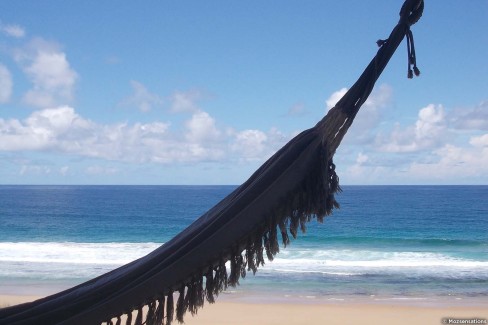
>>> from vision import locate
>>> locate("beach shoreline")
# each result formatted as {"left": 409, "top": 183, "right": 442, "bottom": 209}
{"left": 2, "top": 186, "right": 487, "bottom": 324}
{"left": 2, "top": 293, "right": 487, "bottom": 325}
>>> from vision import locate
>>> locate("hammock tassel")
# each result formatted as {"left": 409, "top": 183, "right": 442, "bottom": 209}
{"left": 176, "top": 285, "right": 186, "bottom": 323}
{"left": 204, "top": 267, "right": 215, "bottom": 303}
{"left": 155, "top": 296, "right": 165, "bottom": 325}
{"left": 125, "top": 311, "right": 132, "bottom": 325}
{"left": 146, "top": 301, "right": 157, "bottom": 325}
{"left": 166, "top": 291, "right": 174, "bottom": 325}
{"left": 134, "top": 306, "right": 143, "bottom": 325}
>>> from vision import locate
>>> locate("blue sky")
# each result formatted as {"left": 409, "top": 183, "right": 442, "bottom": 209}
{"left": 0, "top": 1, "right": 487, "bottom": 185}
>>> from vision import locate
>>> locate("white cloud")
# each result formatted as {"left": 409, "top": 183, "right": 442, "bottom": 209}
{"left": 85, "top": 166, "right": 119, "bottom": 176}
{"left": 174, "top": 110, "right": 225, "bottom": 162}
{"left": 185, "top": 111, "right": 220, "bottom": 143}
{"left": 0, "top": 106, "right": 173, "bottom": 161}
{"left": 230, "top": 127, "right": 286, "bottom": 162}
{"left": 231, "top": 129, "right": 268, "bottom": 160}
{"left": 326, "top": 88, "right": 347, "bottom": 111}
{"left": 330, "top": 84, "right": 393, "bottom": 145}
{"left": 407, "top": 141, "right": 488, "bottom": 182}
{"left": 344, "top": 152, "right": 371, "bottom": 179}
{"left": 0, "top": 105, "right": 290, "bottom": 165}
{"left": 1, "top": 23, "right": 25, "bottom": 38}
{"left": 378, "top": 104, "right": 447, "bottom": 153}
{"left": 415, "top": 104, "right": 445, "bottom": 139}
{"left": 0, "top": 64, "right": 13, "bottom": 103}
{"left": 60, "top": 166, "right": 69, "bottom": 176}
{"left": 2, "top": 82, "right": 485, "bottom": 184}
{"left": 121, "top": 80, "right": 163, "bottom": 112}
{"left": 14, "top": 38, "right": 77, "bottom": 108}
{"left": 450, "top": 101, "right": 488, "bottom": 131}
{"left": 326, "top": 84, "right": 392, "bottom": 114}
{"left": 356, "top": 152, "right": 369, "bottom": 164}
{"left": 19, "top": 164, "right": 51, "bottom": 176}
{"left": 0, "top": 106, "right": 90, "bottom": 151}
{"left": 169, "top": 90, "right": 202, "bottom": 113}
{"left": 338, "top": 99, "right": 488, "bottom": 184}
{"left": 469, "top": 134, "right": 488, "bottom": 147}
{"left": 340, "top": 136, "right": 488, "bottom": 184}
{"left": 362, "top": 84, "right": 393, "bottom": 111}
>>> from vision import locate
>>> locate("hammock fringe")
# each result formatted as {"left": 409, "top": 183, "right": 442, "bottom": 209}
{"left": 125, "top": 311, "right": 132, "bottom": 325}
{"left": 166, "top": 291, "right": 174, "bottom": 325}
{"left": 105, "top": 142, "right": 341, "bottom": 325}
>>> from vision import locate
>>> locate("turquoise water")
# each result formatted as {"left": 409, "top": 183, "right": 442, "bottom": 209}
{"left": 1, "top": 185, "right": 487, "bottom": 302}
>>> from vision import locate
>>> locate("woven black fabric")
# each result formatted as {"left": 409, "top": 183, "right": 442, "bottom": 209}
{"left": 0, "top": 1, "right": 423, "bottom": 324}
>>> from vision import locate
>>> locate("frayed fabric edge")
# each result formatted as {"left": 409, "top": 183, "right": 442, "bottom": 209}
{"left": 103, "top": 149, "right": 340, "bottom": 325}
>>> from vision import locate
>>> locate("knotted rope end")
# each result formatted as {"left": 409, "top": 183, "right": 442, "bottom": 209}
{"left": 402, "top": 0, "right": 424, "bottom": 79}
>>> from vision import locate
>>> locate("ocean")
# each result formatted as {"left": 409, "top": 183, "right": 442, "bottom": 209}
{"left": 1, "top": 185, "right": 487, "bottom": 305}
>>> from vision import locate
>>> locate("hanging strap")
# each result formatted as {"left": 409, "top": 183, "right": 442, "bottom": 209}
{"left": 378, "top": 0, "right": 424, "bottom": 78}
{"left": 319, "top": 0, "right": 424, "bottom": 153}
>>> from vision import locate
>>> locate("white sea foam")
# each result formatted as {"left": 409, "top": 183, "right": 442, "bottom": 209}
{"left": 0, "top": 242, "right": 161, "bottom": 279}
{"left": 1, "top": 242, "right": 488, "bottom": 281}
{"left": 0, "top": 242, "right": 160, "bottom": 265}
{"left": 260, "top": 248, "right": 488, "bottom": 279}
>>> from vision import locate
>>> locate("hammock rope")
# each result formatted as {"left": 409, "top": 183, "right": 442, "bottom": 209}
{"left": 0, "top": 1, "right": 424, "bottom": 324}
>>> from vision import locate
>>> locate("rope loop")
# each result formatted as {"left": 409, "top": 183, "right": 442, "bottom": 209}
{"left": 398, "top": 0, "right": 424, "bottom": 78}
{"left": 400, "top": 0, "right": 424, "bottom": 26}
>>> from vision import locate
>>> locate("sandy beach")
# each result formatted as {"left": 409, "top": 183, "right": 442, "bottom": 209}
{"left": 184, "top": 301, "right": 488, "bottom": 325}
{"left": 2, "top": 294, "right": 487, "bottom": 325}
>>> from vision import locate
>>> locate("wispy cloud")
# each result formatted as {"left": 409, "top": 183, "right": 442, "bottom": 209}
{"left": 120, "top": 80, "right": 163, "bottom": 112}
{"left": 85, "top": 165, "right": 119, "bottom": 176}
{"left": 169, "top": 90, "right": 203, "bottom": 113}
{"left": 286, "top": 103, "right": 308, "bottom": 117}
{"left": 450, "top": 101, "right": 488, "bottom": 131}
{"left": 1, "top": 23, "right": 26, "bottom": 38}
{"left": 105, "top": 55, "right": 121, "bottom": 65}
{"left": 19, "top": 164, "right": 51, "bottom": 176}
{"left": 407, "top": 141, "right": 488, "bottom": 183}
{"left": 0, "top": 64, "right": 13, "bottom": 103}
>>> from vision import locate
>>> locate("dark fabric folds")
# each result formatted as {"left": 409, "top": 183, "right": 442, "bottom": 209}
{"left": 0, "top": 1, "right": 423, "bottom": 324}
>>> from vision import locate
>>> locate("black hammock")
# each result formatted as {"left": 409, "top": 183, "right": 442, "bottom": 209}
{"left": 0, "top": 1, "right": 424, "bottom": 324}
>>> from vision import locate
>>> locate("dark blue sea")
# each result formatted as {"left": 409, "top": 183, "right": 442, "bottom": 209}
{"left": 1, "top": 185, "right": 487, "bottom": 304}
